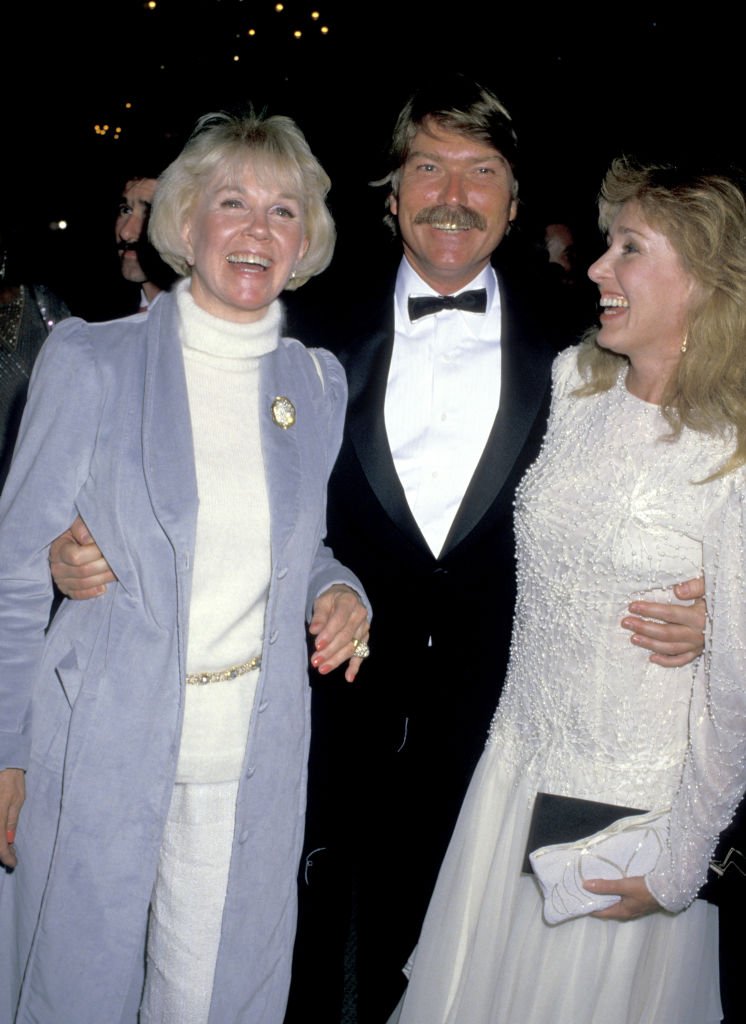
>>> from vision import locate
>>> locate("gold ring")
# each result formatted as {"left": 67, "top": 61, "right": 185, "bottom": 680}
{"left": 352, "top": 638, "right": 370, "bottom": 659}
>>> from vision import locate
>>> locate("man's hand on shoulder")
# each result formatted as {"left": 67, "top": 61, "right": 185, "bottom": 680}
{"left": 49, "top": 515, "right": 116, "bottom": 600}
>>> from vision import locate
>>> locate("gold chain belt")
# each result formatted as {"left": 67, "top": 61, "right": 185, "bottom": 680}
{"left": 186, "top": 654, "right": 262, "bottom": 686}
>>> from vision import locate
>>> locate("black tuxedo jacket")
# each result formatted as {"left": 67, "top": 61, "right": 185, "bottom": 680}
{"left": 290, "top": 261, "right": 558, "bottom": 784}
{"left": 283, "top": 259, "right": 562, "bottom": 1021}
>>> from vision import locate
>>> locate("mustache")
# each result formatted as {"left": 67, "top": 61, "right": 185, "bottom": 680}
{"left": 412, "top": 204, "right": 486, "bottom": 231}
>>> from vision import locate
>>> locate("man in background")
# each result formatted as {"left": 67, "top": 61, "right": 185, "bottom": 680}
{"left": 115, "top": 173, "right": 175, "bottom": 313}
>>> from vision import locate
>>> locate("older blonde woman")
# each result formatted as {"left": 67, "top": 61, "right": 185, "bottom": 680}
{"left": 0, "top": 110, "right": 370, "bottom": 1024}
{"left": 393, "top": 160, "right": 746, "bottom": 1024}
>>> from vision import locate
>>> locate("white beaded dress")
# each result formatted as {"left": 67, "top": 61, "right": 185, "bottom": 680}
{"left": 395, "top": 347, "right": 746, "bottom": 1024}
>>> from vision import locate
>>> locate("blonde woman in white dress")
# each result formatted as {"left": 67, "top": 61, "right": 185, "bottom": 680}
{"left": 393, "top": 159, "right": 746, "bottom": 1024}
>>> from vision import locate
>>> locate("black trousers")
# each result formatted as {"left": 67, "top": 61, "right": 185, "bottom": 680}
{"left": 285, "top": 663, "right": 486, "bottom": 1024}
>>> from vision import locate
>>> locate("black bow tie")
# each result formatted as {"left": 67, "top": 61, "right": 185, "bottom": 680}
{"left": 408, "top": 288, "right": 487, "bottom": 321}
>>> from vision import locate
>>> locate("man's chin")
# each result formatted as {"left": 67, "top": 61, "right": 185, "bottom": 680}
{"left": 119, "top": 261, "right": 146, "bottom": 285}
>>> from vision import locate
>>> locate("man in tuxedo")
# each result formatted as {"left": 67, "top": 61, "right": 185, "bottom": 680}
{"left": 282, "top": 77, "right": 555, "bottom": 1023}
{"left": 50, "top": 76, "right": 707, "bottom": 1022}
{"left": 281, "top": 75, "right": 707, "bottom": 1023}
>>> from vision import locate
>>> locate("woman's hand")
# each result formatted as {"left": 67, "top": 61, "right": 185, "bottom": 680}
{"left": 585, "top": 875, "right": 661, "bottom": 921}
{"left": 0, "top": 768, "right": 25, "bottom": 869}
{"left": 49, "top": 515, "right": 116, "bottom": 599}
{"left": 621, "top": 576, "right": 706, "bottom": 667}
{"left": 309, "top": 584, "right": 370, "bottom": 682}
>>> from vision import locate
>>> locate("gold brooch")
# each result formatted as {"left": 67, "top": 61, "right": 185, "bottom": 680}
{"left": 271, "top": 396, "right": 296, "bottom": 429}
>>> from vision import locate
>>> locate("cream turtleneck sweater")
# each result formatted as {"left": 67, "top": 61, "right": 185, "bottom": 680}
{"left": 175, "top": 280, "right": 279, "bottom": 783}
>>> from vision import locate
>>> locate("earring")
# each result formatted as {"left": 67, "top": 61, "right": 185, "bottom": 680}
{"left": 680, "top": 332, "right": 688, "bottom": 354}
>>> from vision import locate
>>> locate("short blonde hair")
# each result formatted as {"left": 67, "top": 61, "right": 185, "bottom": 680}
{"left": 577, "top": 157, "right": 746, "bottom": 478}
{"left": 149, "top": 110, "right": 335, "bottom": 288}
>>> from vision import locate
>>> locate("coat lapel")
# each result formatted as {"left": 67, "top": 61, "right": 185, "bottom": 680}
{"left": 441, "top": 274, "right": 553, "bottom": 555}
{"left": 259, "top": 345, "right": 301, "bottom": 564}
{"left": 344, "top": 297, "right": 430, "bottom": 553}
{"left": 141, "top": 296, "right": 199, "bottom": 562}
{"left": 141, "top": 298, "right": 303, "bottom": 577}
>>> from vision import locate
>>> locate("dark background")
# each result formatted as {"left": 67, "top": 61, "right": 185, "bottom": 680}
{"left": 5, "top": 1, "right": 743, "bottom": 318}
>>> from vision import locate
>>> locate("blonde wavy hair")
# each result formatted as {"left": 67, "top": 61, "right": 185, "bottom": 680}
{"left": 576, "top": 157, "right": 746, "bottom": 478}
{"left": 149, "top": 110, "right": 335, "bottom": 289}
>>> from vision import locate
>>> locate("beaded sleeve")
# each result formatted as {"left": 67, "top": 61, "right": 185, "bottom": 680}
{"left": 647, "top": 480, "right": 746, "bottom": 911}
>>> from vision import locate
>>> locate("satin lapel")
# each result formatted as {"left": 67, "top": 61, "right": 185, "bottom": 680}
{"left": 260, "top": 346, "right": 301, "bottom": 564}
{"left": 441, "top": 278, "right": 552, "bottom": 555}
{"left": 344, "top": 300, "right": 429, "bottom": 552}
{"left": 141, "top": 296, "right": 199, "bottom": 559}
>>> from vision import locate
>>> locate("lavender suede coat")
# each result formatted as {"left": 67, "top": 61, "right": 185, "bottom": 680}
{"left": 0, "top": 292, "right": 366, "bottom": 1023}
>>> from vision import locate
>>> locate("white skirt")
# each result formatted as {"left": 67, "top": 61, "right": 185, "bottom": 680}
{"left": 395, "top": 743, "right": 721, "bottom": 1024}
{"left": 140, "top": 780, "right": 239, "bottom": 1024}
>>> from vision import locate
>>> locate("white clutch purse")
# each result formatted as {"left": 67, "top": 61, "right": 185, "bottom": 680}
{"left": 529, "top": 807, "right": 670, "bottom": 925}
